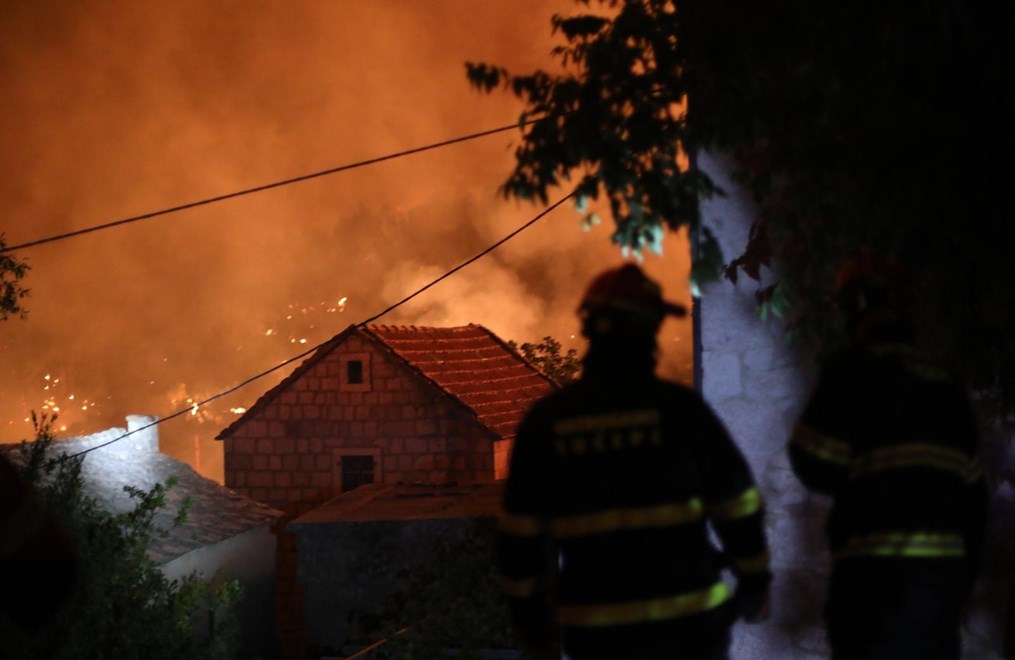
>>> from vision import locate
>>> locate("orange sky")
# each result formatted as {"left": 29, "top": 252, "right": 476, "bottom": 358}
{"left": 0, "top": 1, "right": 692, "bottom": 481}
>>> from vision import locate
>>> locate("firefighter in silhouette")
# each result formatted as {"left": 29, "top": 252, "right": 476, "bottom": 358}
{"left": 789, "top": 251, "right": 988, "bottom": 660}
{"left": 499, "top": 263, "right": 771, "bottom": 660}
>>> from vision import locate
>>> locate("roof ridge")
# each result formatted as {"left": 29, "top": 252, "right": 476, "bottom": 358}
{"left": 218, "top": 323, "right": 558, "bottom": 443}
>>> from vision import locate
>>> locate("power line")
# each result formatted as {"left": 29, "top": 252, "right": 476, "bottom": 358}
{"left": 60, "top": 191, "right": 574, "bottom": 460}
{"left": 1, "top": 120, "right": 540, "bottom": 254}
{"left": 358, "top": 192, "right": 574, "bottom": 326}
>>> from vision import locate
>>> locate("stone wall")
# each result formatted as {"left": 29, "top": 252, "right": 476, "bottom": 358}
{"left": 696, "top": 151, "right": 829, "bottom": 659}
{"left": 223, "top": 331, "right": 497, "bottom": 512}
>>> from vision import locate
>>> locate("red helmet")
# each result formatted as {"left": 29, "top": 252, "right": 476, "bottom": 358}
{"left": 834, "top": 249, "right": 913, "bottom": 318}
{"left": 579, "top": 263, "right": 687, "bottom": 320}
{"left": 834, "top": 249, "right": 910, "bottom": 293}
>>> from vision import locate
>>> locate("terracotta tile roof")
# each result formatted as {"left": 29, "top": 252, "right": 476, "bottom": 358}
{"left": 217, "top": 324, "right": 556, "bottom": 441}
{"left": 363, "top": 324, "right": 557, "bottom": 440}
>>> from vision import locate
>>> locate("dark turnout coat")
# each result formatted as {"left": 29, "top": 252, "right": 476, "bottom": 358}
{"left": 789, "top": 332, "right": 988, "bottom": 658}
{"left": 499, "top": 366, "right": 769, "bottom": 658}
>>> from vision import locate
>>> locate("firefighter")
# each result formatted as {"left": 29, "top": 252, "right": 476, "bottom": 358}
{"left": 499, "top": 263, "right": 771, "bottom": 660}
{"left": 789, "top": 251, "right": 988, "bottom": 659}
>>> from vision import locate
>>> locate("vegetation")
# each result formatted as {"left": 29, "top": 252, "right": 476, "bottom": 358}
{"left": 0, "top": 235, "right": 29, "bottom": 320}
{"left": 1, "top": 415, "right": 240, "bottom": 660}
{"left": 510, "top": 336, "right": 581, "bottom": 385}
{"left": 467, "top": 0, "right": 1015, "bottom": 400}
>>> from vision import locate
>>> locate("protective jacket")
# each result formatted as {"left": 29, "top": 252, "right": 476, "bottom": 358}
{"left": 499, "top": 360, "right": 770, "bottom": 658}
{"left": 789, "top": 334, "right": 986, "bottom": 571}
{"left": 789, "top": 329, "right": 988, "bottom": 658}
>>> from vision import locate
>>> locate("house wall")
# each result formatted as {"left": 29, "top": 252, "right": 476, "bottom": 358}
{"left": 290, "top": 518, "right": 475, "bottom": 655}
{"left": 162, "top": 524, "right": 277, "bottom": 659}
{"left": 223, "top": 332, "right": 497, "bottom": 512}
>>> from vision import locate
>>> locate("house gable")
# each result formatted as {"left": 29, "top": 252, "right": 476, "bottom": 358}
{"left": 219, "top": 325, "right": 536, "bottom": 511}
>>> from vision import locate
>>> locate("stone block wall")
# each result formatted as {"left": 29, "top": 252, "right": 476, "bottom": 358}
{"left": 223, "top": 332, "right": 496, "bottom": 512}
{"left": 697, "top": 151, "right": 834, "bottom": 659}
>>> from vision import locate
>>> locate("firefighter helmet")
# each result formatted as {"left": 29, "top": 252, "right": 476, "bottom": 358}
{"left": 579, "top": 263, "right": 687, "bottom": 320}
{"left": 834, "top": 249, "right": 913, "bottom": 317}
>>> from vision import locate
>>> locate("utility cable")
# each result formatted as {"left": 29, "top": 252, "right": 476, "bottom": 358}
{"left": 58, "top": 191, "right": 574, "bottom": 460}
{"left": 1, "top": 119, "right": 540, "bottom": 254}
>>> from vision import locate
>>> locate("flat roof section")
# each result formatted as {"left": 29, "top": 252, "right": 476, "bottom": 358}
{"left": 289, "top": 481, "right": 504, "bottom": 526}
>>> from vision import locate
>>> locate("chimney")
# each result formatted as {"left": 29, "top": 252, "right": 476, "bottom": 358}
{"left": 125, "top": 414, "right": 159, "bottom": 453}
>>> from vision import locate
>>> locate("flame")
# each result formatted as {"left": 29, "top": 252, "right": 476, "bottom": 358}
{"left": 190, "top": 402, "right": 199, "bottom": 416}
{"left": 230, "top": 407, "right": 247, "bottom": 414}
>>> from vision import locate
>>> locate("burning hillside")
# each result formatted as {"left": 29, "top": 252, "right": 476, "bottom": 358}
{"left": 0, "top": 2, "right": 693, "bottom": 482}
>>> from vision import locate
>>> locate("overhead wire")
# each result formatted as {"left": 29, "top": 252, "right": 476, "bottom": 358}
{"left": 59, "top": 190, "right": 575, "bottom": 460}
{"left": 1, "top": 119, "right": 541, "bottom": 254}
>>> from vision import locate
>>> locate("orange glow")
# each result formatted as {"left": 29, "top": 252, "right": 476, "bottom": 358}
{"left": 0, "top": 2, "right": 693, "bottom": 484}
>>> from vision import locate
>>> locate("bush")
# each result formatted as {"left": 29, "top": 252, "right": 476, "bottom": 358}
{"left": 0, "top": 414, "right": 240, "bottom": 660}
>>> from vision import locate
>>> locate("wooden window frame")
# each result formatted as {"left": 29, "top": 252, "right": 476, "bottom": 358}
{"left": 332, "top": 448, "right": 382, "bottom": 493}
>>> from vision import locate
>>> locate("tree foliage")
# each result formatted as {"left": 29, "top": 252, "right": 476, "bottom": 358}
{"left": 510, "top": 336, "right": 582, "bottom": 385}
{"left": 0, "top": 235, "right": 29, "bottom": 320}
{"left": 468, "top": 0, "right": 1015, "bottom": 400}
{"left": 1, "top": 415, "right": 240, "bottom": 660}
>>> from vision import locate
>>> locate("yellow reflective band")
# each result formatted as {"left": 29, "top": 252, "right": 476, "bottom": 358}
{"left": 550, "top": 500, "right": 703, "bottom": 538}
{"left": 499, "top": 513, "right": 547, "bottom": 537}
{"left": 558, "top": 581, "right": 732, "bottom": 627}
{"left": 731, "top": 551, "right": 771, "bottom": 576}
{"left": 836, "top": 532, "right": 965, "bottom": 560}
{"left": 851, "top": 444, "right": 978, "bottom": 481}
{"left": 554, "top": 409, "right": 661, "bottom": 435}
{"left": 500, "top": 576, "right": 539, "bottom": 598}
{"left": 706, "top": 487, "right": 763, "bottom": 521}
{"left": 791, "top": 424, "right": 851, "bottom": 465}
{"left": 963, "top": 459, "right": 984, "bottom": 484}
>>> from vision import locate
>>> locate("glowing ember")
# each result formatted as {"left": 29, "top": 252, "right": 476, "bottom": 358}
{"left": 230, "top": 407, "right": 247, "bottom": 414}
{"left": 190, "top": 403, "right": 199, "bottom": 416}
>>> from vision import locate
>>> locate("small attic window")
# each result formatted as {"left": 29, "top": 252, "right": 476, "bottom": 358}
{"left": 346, "top": 360, "right": 363, "bottom": 384}
{"left": 339, "top": 352, "right": 370, "bottom": 392}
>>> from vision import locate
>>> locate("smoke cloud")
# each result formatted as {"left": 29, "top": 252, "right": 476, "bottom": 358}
{"left": 0, "top": 1, "right": 692, "bottom": 481}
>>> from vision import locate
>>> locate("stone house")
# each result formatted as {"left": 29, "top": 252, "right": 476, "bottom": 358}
{"left": 216, "top": 323, "right": 556, "bottom": 513}
{"left": 215, "top": 323, "right": 556, "bottom": 658}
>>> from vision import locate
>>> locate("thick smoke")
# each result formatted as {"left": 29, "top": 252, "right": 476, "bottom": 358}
{"left": 0, "top": 1, "right": 692, "bottom": 481}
